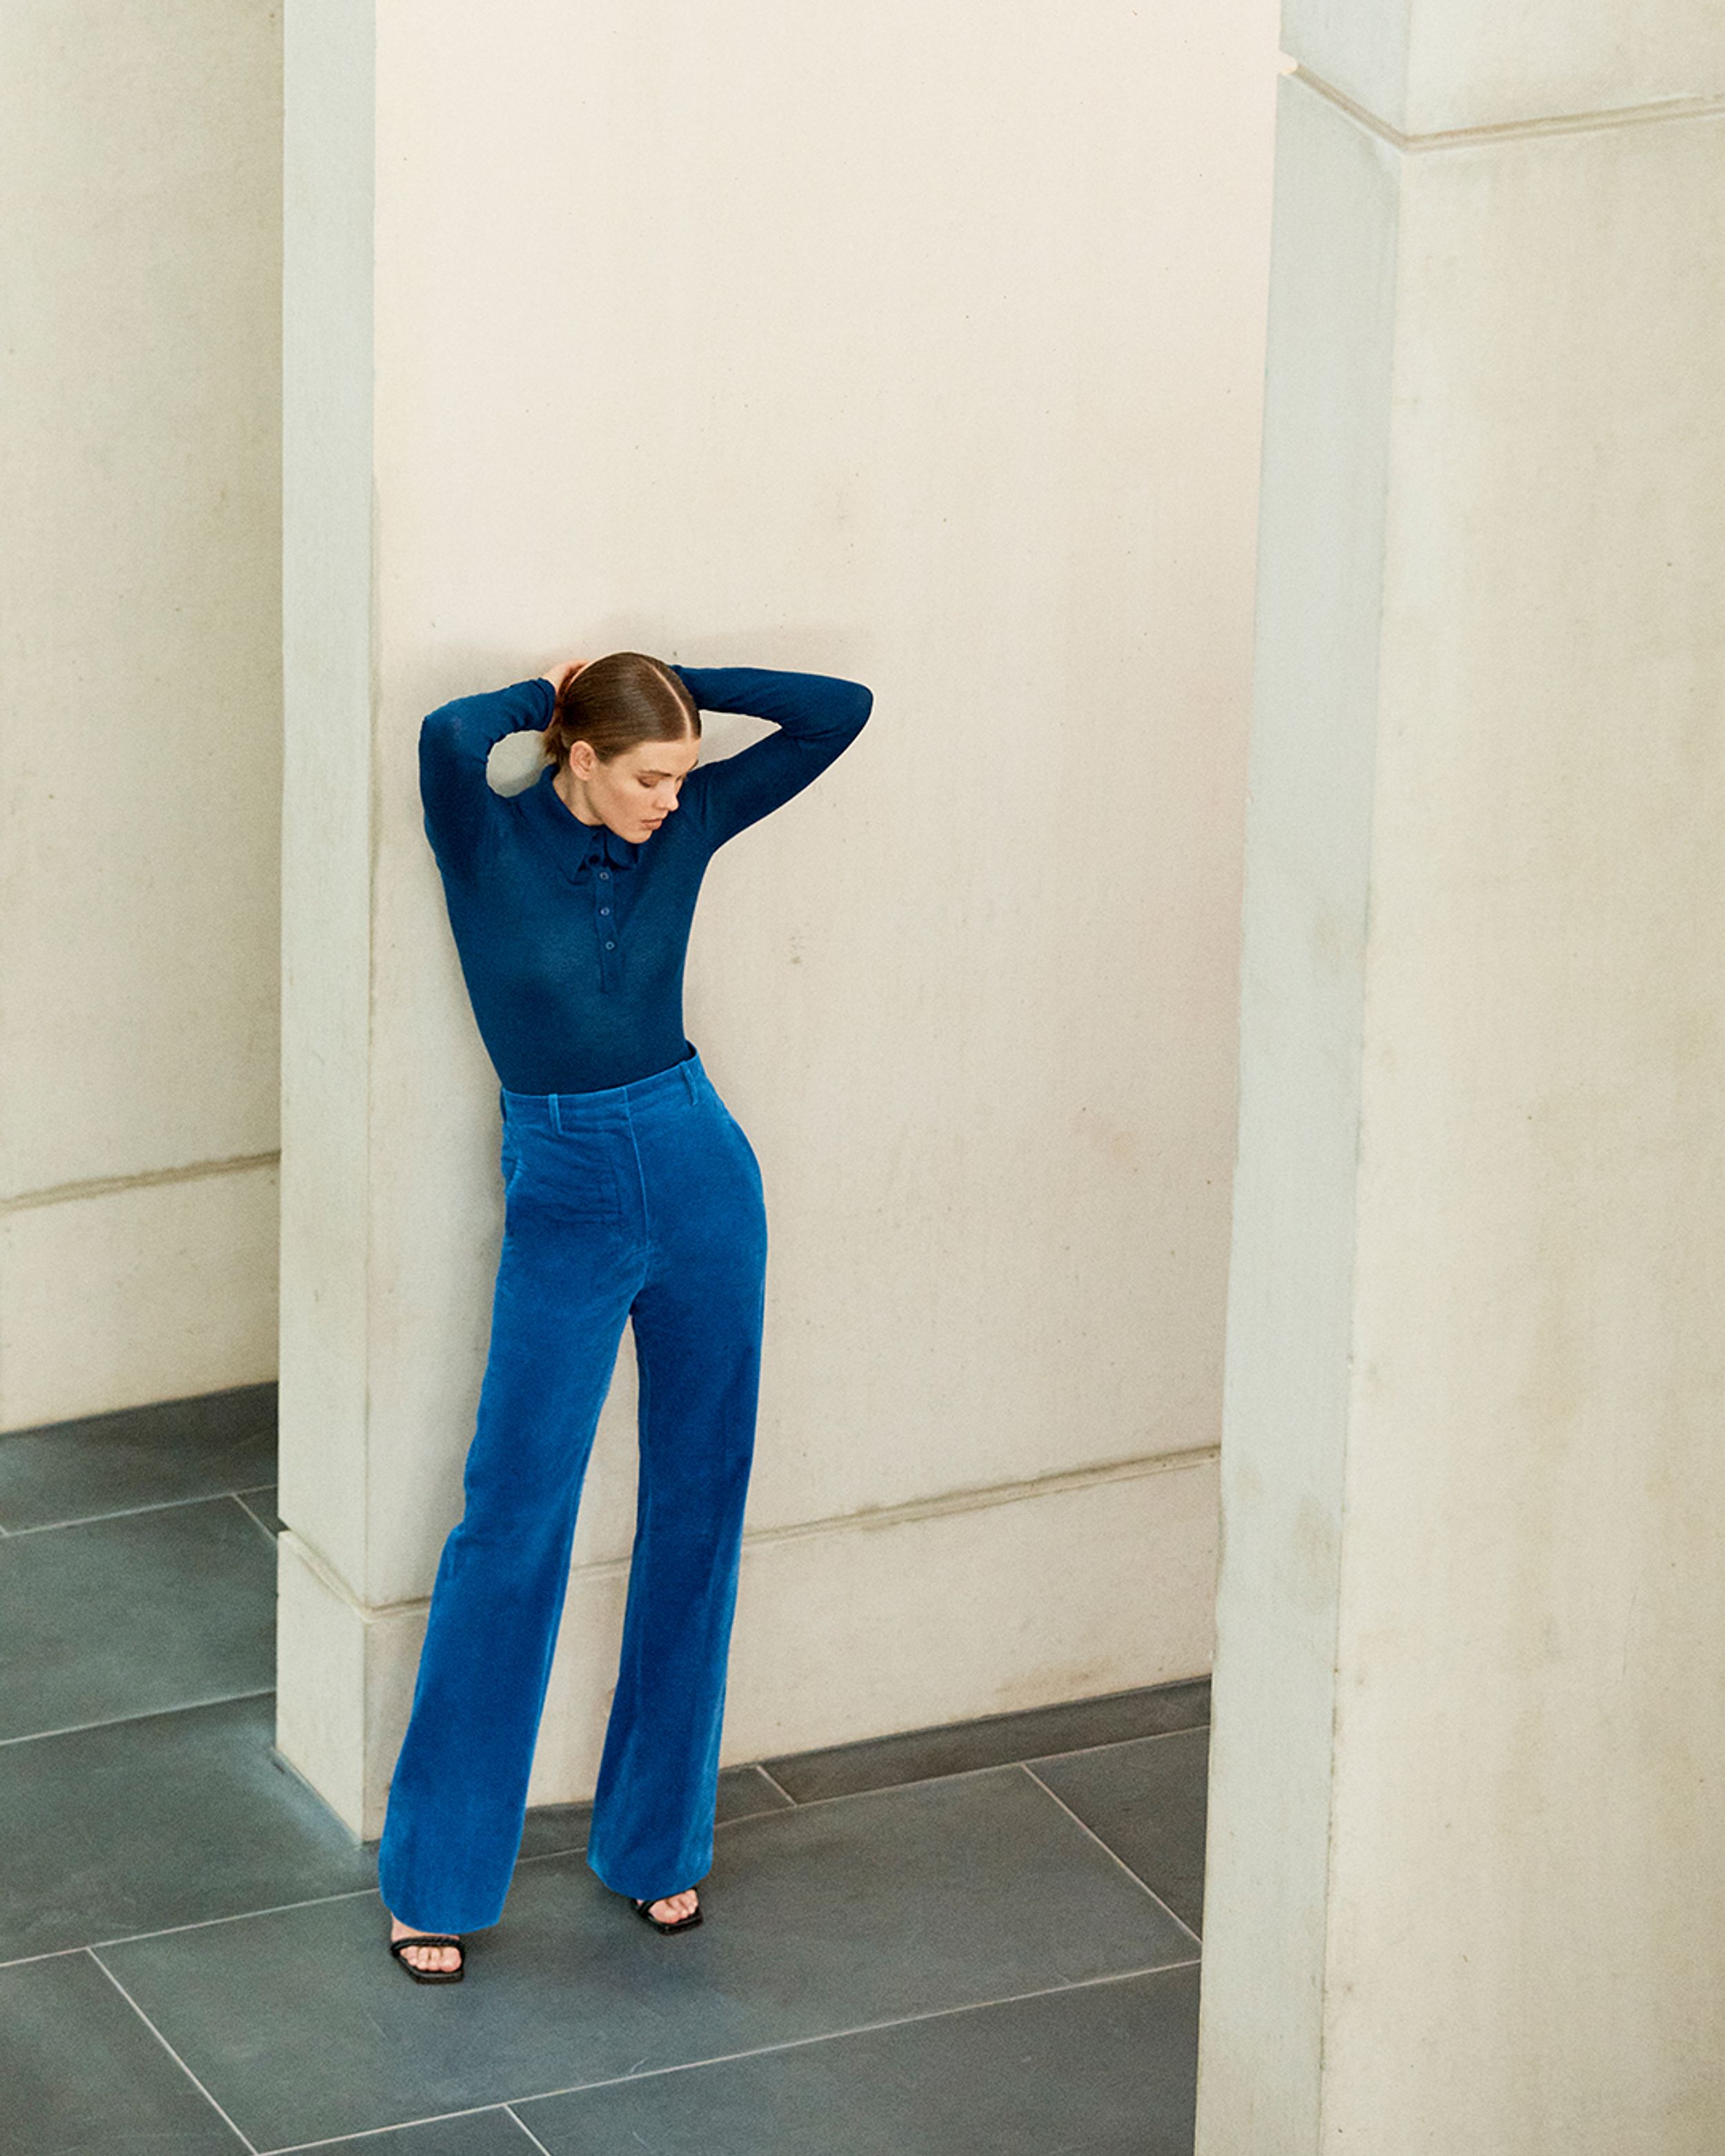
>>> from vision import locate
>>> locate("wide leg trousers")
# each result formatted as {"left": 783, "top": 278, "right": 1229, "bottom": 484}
{"left": 377, "top": 1046, "right": 769, "bottom": 1935}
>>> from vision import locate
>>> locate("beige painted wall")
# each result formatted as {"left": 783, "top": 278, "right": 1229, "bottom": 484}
{"left": 0, "top": 1, "right": 283, "bottom": 1430}
{"left": 279, "top": 0, "right": 1278, "bottom": 1826}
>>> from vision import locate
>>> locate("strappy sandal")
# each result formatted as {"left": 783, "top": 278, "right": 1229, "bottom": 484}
{"left": 630, "top": 1891, "right": 703, "bottom": 1935}
{"left": 388, "top": 1932, "right": 466, "bottom": 1984}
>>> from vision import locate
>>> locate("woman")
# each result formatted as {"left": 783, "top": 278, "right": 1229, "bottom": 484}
{"left": 379, "top": 651, "right": 871, "bottom": 1981}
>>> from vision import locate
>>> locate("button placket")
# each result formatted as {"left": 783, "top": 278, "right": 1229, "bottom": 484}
{"left": 593, "top": 864, "right": 620, "bottom": 978}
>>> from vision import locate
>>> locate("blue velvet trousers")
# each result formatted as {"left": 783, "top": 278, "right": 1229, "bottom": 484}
{"left": 377, "top": 1046, "right": 769, "bottom": 1935}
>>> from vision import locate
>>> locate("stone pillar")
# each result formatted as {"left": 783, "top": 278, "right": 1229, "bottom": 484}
{"left": 278, "top": 0, "right": 1276, "bottom": 1837}
{"left": 1198, "top": 8, "right": 1725, "bottom": 2150}
{"left": 0, "top": 1, "right": 281, "bottom": 1428}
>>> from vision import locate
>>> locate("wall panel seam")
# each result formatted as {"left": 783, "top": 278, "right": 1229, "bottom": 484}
{"left": 1294, "top": 67, "right": 1725, "bottom": 154}
{"left": 1, "top": 1151, "right": 281, "bottom": 1216}
{"left": 283, "top": 1445, "right": 1219, "bottom": 1621}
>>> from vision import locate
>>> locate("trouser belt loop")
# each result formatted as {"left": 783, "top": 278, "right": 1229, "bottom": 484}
{"left": 550, "top": 1094, "right": 565, "bottom": 1135}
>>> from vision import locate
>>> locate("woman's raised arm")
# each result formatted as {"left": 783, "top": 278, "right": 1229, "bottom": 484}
{"left": 671, "top": 665, "right": 871, "bottom": 849}
{"left": 418, "top": 675, "right": 558, "bottom": 877}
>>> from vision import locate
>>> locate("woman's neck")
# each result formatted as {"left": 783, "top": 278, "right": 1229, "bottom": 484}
{"left": 551, "top": 764, "right": 604, "bottom": 827}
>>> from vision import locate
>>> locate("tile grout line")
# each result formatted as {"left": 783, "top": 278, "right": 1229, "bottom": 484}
{"left": 749, "top": 1761, "right": 799, "bottom": 1806}
{"left": 486, "top": 1959, "right": 1205, "bottom": 2115}
{"left": 731, "top": 1754, "right": 1048, "bottom": 1814}
{"left": 0, "top": 1734, "right": 1211, "bottom": 1968}
{"left": 742, "top": 1728, "right": 1210, "bottom": 1814}
{"left": 0, "top": 1687, "right": 277, "bottom": 1752}
{"left": 511, "top": 1842, "right": 589, "bottom": 1872}
{"left": 1021, "top": 1719, "right": 1211, "bottom": 1769}
{"left": 256, "top": 2101, "right": 527, "bottom": 2155}
{"left": 0, "top": 1877, "right": 384, "bottom": 1971}
{"left": 0, "top": 1942, "right": 88, "bottom": 1973}
{"left": 2, "top": 1487, "right": 276, "bottom": 1539}
{"left": 1018, "top": 1761, "right": 1202, "bottom": 1948}
{"left": 754, "top": 1703, "right": 1211, "bottom": 1800}
{"left": 508, "top": 1778, "right": 802, "bottom": 1873}
{"left": 507, "top": 1791, "right": 782, "bottom": 1874}
{"left": 260, "top": 1959, "right": 1206, "bottom": 2148}
{"left": 720, "top": 1797, "right": 798, "bottom": 1828}
{"left": 503, "top": 2104, "right": 557, "bottom": 2154}
{"left": 87, "top": 1946, "right": 262, "bottom": 2155}
{"left": 230, "top": 1490, "right": 281, "bottom": 1548}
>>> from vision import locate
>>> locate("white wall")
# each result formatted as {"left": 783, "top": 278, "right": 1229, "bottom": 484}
{"left": 279, "top": 0, "right": 1279, "bottom": 1828}
{"left": 0, "top": 1, "right": 282, "bottom": 1429}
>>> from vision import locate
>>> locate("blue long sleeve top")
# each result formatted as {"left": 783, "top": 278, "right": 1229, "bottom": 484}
{"left": 418, "top": 664, "right": 872, "bottom": 1093}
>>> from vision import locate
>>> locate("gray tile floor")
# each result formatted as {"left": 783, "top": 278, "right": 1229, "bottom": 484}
{"left": 1, "top": 1385, "right": 1210, "bottom": 2156}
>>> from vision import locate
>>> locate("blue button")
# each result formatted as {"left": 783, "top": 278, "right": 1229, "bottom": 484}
{"left": 604, "top": 939, "right": 615, "bottom": 949}
{"left": 598, "top": 870, "right": 610, "bottom": 880}
{"left": 600, "top": 906, "right": 611, "bottom": 916}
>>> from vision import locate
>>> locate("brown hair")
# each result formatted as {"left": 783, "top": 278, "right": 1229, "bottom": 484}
{"left": 543, "top": 652, "right": 700, "bottom": 775}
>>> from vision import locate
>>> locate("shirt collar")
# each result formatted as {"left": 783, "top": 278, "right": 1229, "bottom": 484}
{"left": 522, "top": 769, "right": 640, "bottom": 878}
{"left": 580, "top": 818, "right": 640, "bottom": 873}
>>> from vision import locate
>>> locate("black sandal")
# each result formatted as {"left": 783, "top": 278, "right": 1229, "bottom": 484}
{"left": 630, "top": 1891, "right": 703, "bottom": 1935}
{"left": 388, "top": 1932, "right": 466, "bottom": 1984}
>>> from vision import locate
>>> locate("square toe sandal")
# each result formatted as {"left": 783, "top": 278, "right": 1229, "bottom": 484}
{"left": 388, "top": 1932, "right": 466, "bottom": 1984}
{"left": 630, "top": 1892, "right": 704, "bottom": 1935}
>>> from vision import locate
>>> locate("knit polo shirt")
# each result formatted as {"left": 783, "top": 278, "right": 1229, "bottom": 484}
{"left": 418, "top": 664, "right": 872, "bottom": 1094}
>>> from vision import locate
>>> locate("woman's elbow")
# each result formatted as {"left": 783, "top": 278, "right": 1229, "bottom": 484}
{"left": 420, "top": 705, "right": 457, "bottom": 754}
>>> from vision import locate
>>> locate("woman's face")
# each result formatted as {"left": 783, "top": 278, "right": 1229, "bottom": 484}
{"left": 571, "top": 735, "right": 700, "bottom": 841}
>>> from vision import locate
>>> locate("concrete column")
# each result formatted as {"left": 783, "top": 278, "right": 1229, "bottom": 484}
{"left": 0, "top": 1, "right": 282, "bottom": 1427}
{"left": 1198, "top": 8, "right": 1725, "bottom": 2150}
{"left": 279, "top": 0, "right": 1276, "bottom": 1836}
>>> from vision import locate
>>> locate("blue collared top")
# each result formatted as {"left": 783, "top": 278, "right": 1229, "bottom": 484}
{"left": 418, "top": 664, "right": 872, "bottom": 1093}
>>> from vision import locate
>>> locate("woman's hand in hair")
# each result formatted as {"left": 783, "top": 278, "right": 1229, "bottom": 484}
{"left": 541, "top": 659, "right": 589, "bottom": 693}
